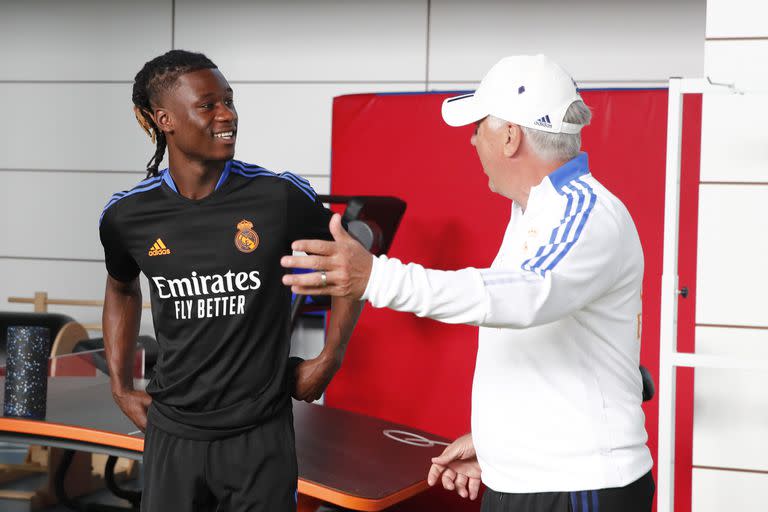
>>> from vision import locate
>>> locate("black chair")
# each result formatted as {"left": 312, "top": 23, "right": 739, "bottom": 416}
{"left": 73, "top": 335, "right": 159, "bottom": 379}
{"left": 290, "top": 195, "right": 407, "bottom": 329}
{"left": 640, "top": 365, "right": 655, "bottom": 402}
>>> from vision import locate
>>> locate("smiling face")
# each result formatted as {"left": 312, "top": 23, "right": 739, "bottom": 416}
{"left": 153, "top": 68, "right": 238, "bottom": 163}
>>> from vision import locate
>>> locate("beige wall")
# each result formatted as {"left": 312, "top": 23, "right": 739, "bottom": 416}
{"left": 7, "top": 3, "right": 764, "bottom": 508}
{"left": 691, "top": 1, "right": 768, "bottom": 510}
{"left": 0, "top": 0, "right": 707, "bottom": 338}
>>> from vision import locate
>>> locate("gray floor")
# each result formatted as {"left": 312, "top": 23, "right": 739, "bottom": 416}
{"left": 0, "top": 443, "right": 139, "bottom": 512}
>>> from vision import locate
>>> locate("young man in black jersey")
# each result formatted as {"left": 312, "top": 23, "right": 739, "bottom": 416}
{"left": 99, "top": 50, "right": 363, "bottom": 512}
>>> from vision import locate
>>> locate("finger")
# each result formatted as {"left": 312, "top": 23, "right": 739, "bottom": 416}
{"left": 427, "top": 464, "right": 445, "bottom": 486}
{"left": 283, "top": 272, "right": 330, "bottom": 289}
{"left": 281, "top": 254, "right": 331, "bottom": 270}
{"left": 290, "top": 239, "right": 336, "bottom": 255}
{"left": 290, "top": 283, "right": 347, "bottom": 296}
{"left": 431, "top": 452, "right": 459, "bottom": 466}
{"left": 329, "top": 213, "right": 350, "bottom": 241}
{"left": 454, "top": 473, "right": 469, "bottom": 498}
{"left": 468, "top": 477, "right": 481, "bottom": 500}
{"left": 441, "top": 468, "right": 457, "bottom": 490}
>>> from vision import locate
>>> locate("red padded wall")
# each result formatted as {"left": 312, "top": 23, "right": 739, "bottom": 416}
{"left": 326, "top": 90, "right": 701, "bottom": 512}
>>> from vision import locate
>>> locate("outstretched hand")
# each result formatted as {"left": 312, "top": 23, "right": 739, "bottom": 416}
{"left": 427, "top": 433, "right": 482, "bottom": 500}
{"left": 281, "top": 214, "right": 373, "bottom": 300}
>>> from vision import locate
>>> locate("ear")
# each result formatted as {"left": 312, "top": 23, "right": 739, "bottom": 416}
{"left": 153, "top": 108, "right": 174, "bottom": 135}
{"left": 502, "top": 123, "right": 522, "bottom": 157}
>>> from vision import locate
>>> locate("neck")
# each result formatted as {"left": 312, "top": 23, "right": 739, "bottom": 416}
{"left": 507, "top": 157, "right": 568, "bottom": 211}
{"left": 167, "top": 151, "right": 227, "bottom": 200}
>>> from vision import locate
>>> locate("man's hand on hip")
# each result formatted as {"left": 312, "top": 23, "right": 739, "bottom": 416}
{"left": 281, "top": 214, "right": 373, "bottom": 300}
{"left": 291, "top": 353, "right": 341, "bottom": 403}
{"left": 113, "top": 389, "right": 152, "bottom": 432}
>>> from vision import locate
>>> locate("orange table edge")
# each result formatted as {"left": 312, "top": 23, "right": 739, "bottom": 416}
{"left": 0, "top": 417, "right": 429, "bottom": 511}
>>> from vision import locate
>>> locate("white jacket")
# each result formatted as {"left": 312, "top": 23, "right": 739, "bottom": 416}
{"left": 361, "top": 153, "right": 652, "bottom": 492}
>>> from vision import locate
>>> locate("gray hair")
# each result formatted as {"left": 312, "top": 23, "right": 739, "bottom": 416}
{"left": 489, "top": 101, "right": 592, "bottom": 162}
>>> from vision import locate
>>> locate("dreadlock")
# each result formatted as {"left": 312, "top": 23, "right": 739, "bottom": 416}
{"left": 132, "top": 50, "right": 218, "bottom": 177}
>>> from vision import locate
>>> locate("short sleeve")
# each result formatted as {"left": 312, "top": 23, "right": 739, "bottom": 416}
{"left": 99, "top": 207, "right": 140, "bottom": 282}
{"left": 284, "top": 172, "right": 334, "bottom": 242}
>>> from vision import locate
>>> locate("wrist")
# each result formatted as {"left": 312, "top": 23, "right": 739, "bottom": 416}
{"left": 111, "top": 385, "right": 134, "bottom": 400}
{"left": 318, "top": 348, "right": 343, "bottom": 369}
{"left": 359, "top": 254, "right": 380, "bottom": 301}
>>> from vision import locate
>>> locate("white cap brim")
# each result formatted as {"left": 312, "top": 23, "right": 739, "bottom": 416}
{"left": 441, "top": 93, "right": 487, "bottom": 127}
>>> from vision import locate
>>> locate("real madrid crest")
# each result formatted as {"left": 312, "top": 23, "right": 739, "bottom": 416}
{"left": 234, "top": 220, "right": 259, "bottom": 253}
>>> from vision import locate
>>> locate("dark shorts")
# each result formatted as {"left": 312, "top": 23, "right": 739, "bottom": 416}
{"left": 481, "top": 471, "right": 655, "bottom": 512}
{"left": 141, "top": 407, "right": 298, "bottom": 512}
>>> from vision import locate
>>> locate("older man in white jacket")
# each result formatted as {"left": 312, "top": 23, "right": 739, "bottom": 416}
{"left": 282, "top": 55, "right": 655, "bottom": 512}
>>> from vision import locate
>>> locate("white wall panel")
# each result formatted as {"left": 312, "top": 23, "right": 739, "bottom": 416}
{"left": 0, "top": 84, "right": 162, "bottom": 172}
{"left": 705, "top": 40, "right": 768, "bottom": 90}
{"left": 700, "top": 94, "right": 768, "bottom": 182}
{"left": 693, "top": 327, "right": 768, "bottom": 470}
{"left": 0, "top": 259, "right": 154, "bottom": 336}
{"left": 0, "top": 82, "right": 418, "bottom": 175}
{"left": 706, "top": 0, "right": 768, "bottom": 38}
{"left": 0, "top": 0, "right": 171, "bottom": 81}
{"left": 695, "top": 185, "right": 768, "bottom": 326}
{"left": 175, "top": 0, "right": 427, "bottom": 82}
{"left": 231, "top": 83, "right": 422, "bottom": 175}
{"left": 0, "top": 171, "right": 145, "bottom": 260}
{"left": 308, "top": 176, "right": 330, "bottom": 195}
{"left": 0, "top": 169, "right": 328, "bottom": 262}
{"left": 429, "top": 0, "right": 705, "bottom": 83}
{"left": 692, "top": 468, "right": 768, "bottom": 512}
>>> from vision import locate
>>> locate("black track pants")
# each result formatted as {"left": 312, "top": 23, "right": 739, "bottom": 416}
{"left": 141, "top": 408, "right": 298, "bottom": 512}
{"left": 481, "top": 471, "right": 655, "bottom": 512}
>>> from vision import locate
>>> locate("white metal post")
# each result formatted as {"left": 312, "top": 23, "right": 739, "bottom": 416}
{"left": 657, "top": 77, "right": 683, "bottom": 512}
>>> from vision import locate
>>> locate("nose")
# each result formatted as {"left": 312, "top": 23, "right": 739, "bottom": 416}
{"left": 470, "top": 133, "right": 477, "bottom": 146}
{"left": 216, "top": 103, "right": 236, "bottom": 122}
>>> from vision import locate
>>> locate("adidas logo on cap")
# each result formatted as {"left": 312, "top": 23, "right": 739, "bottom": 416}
{"left": 534, "top": 115, "right": 553, "bottom": 129}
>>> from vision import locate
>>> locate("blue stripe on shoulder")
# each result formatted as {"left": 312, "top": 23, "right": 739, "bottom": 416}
{"left": 279, "top": 171, "right": 316, "bottom": 200}
{"left": 230, "top": 161, "right": 317, "bottom": 201}
{"left": 548, "top": 152, "right": 589, "bottom": 190}
{"left": 520, "top": 176, "right": 597, "bottom": 276}
{"left": 230, "top": 160, "right": 273, "bottom": 177}
{"left": 99, "top": 175, "right": 163, "bottom": 225}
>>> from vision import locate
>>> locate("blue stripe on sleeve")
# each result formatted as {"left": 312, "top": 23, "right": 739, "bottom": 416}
{"left": 279, "top": 172, "right": 317, "bottom": 200}
{"left": 99, "top": 175, "right": 163, "bottom": 225}
{"left": 229, "top": 161, "right": 318, "bottom": 201}
{"left": 230, "top": 162, "right": 274, "bottom": 179}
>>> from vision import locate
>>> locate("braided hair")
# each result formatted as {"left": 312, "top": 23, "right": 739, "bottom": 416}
{"left": 132, "top": 50, "right": 218, "bottom": 177}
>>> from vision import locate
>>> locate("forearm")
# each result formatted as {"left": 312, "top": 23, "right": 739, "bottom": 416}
{"left": 361, "top": 255, "right": 593, "bottom": 329}
{"left": 102, "top": 276, "right": 142, "bottom": 397}
{"left": 323, "top": 296, "right": 364, "bottom": 364}
{"left": 361, "top": 255, "right": 490, "bottom": 325}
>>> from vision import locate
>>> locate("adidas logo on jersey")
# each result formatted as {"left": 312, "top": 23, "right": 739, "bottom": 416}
{"left": 148, "top": 238, "right": 171, "bottom": 257}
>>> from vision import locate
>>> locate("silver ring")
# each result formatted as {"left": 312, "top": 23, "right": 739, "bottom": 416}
{"left": 320, "top": 271, "right": 327, "bottom": 287}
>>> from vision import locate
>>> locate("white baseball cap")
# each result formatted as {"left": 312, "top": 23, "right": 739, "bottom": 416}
{"left": 442, "top": 54, "right": 584, "bottom": 134}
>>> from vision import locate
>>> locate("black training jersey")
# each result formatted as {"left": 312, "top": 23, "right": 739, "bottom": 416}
{"left": 99, "top": 160, "right": 333, "bottom": 440}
